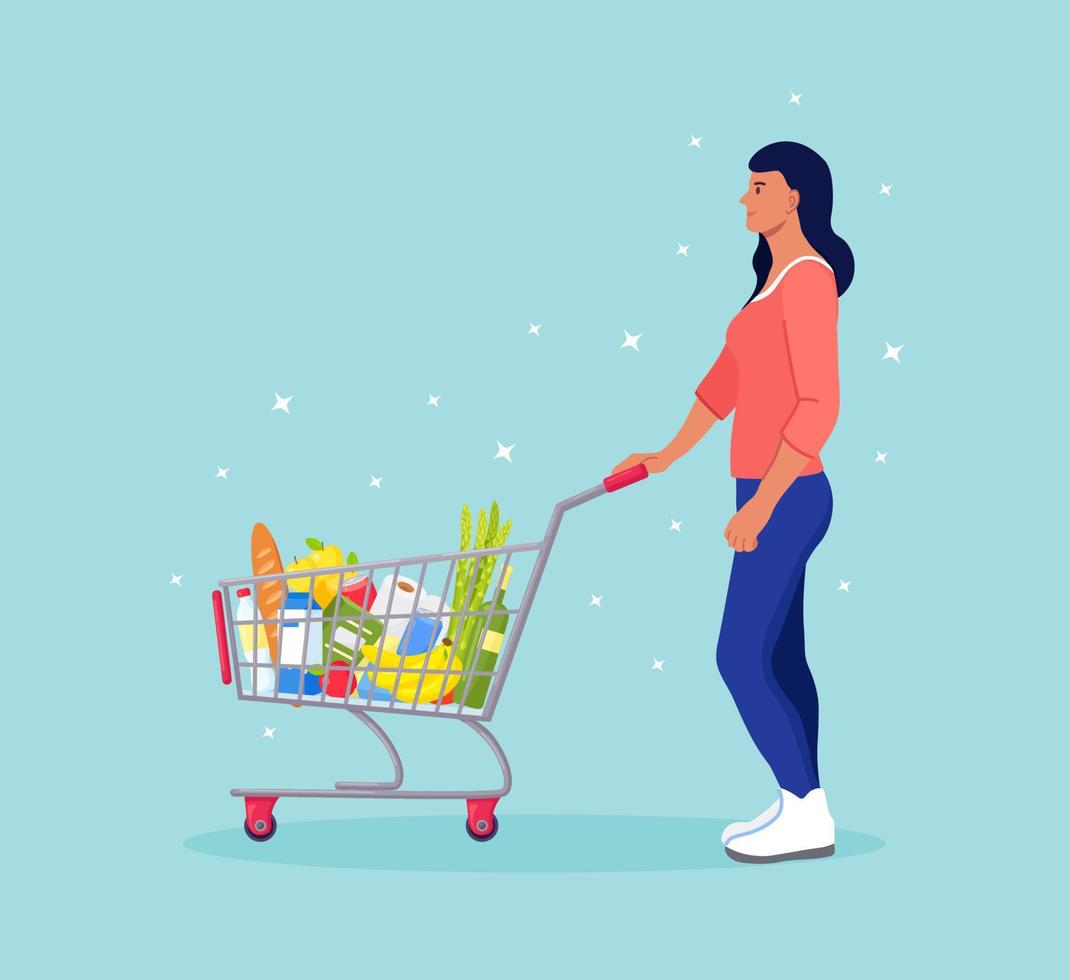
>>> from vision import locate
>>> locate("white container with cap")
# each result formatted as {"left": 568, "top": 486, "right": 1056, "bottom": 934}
{"left": 236, "top": 587, "right": 276, "bottom": 695}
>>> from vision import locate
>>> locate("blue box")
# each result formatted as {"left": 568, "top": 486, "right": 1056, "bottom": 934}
{"left": 278, "top": 668, "right": 323, "bottom": 696}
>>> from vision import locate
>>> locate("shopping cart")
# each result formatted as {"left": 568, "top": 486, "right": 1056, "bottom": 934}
{"left": 211, "top": 463, "right": 649, "bottom": 842}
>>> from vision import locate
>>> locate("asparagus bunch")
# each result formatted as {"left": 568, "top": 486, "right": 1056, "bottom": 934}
{"left": 447, "top": 500, "right": 513, "bottom": 658}
{"left": 448, "top": 504, "right": 474, "bottom": 640}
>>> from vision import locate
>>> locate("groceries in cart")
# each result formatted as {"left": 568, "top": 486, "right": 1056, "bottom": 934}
{"left": 285, "top": 538, "right": 358, "bottom": 608}
{"left": 282, "top": 589, "right": 321, "bottom": 664}
{"left": 278, "top": 668, "right": 323, "bottom": 695}
{"left": 235, "top": 587, "right": 275, "bottom": 694}
{"left": 447, "top": 501, "right": 514, "bottom": 708}
{"left": 250, "top": 522, "right": 286, "bottom": 664}
{"left": 235, "top": 503, "right": 516, "bottom": 707}
{"left": 322, "top": 593, "right": 383, "bottom": 661}
{"left": 368, "top": 573, "right": 454, "bottom": 653}
{"left": 452, "top": 563, "right": 513, "bottom": 708}
{"left": 355, "top": 634, "right": 462, "bottom": 703}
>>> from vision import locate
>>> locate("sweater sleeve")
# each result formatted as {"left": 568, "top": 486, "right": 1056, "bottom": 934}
{"left": 779, "top": 263, "right": 840, "bottom": 457}
{"left": 695, "top": 344, "right": 738, "bottom": 420}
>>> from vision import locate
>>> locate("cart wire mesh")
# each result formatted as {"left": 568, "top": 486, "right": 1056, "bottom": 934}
{"left": 219, "top": 541, "right": 543, "bottom": 722}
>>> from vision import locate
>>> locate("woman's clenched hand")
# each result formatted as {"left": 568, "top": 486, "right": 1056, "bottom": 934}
{"left": 724, "top": 497, "right": 773, "bottom": 552}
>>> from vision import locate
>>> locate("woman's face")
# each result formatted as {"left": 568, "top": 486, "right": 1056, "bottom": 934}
{"left": 739, "top": 171, "right": 799, "bottom": 235}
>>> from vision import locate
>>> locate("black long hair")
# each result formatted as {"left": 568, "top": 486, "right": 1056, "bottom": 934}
{"left": 745, "top": 141, "right": 855, "bottom": 306}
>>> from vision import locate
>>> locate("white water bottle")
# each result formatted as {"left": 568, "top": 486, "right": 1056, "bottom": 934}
{"left": 236, "top": 587, "right": 275, "bottom": 695}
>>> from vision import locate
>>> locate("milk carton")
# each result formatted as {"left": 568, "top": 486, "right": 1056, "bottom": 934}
{"left": 281, "top": 591, "right": 322, "bottom": 666}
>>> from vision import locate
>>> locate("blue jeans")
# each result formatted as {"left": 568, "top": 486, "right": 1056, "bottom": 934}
{"left": 716, "top": 471, "right": 833, "bottom": 797}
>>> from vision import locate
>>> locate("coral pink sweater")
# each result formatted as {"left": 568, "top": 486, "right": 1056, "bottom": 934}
{"left": 695, "top": 256, "right": 840, "bottom": 479}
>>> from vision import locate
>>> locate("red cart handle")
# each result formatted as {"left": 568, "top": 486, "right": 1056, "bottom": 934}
{"left": 603, "top": 463, "right": 649, "bottom": 493}
{"left": 212, "top": 590, "right": 232, "bottom": 686}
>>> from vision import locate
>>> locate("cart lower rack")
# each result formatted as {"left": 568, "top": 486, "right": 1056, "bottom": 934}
{"left": 212, "top": 464, "right": 648, "bottom": 841}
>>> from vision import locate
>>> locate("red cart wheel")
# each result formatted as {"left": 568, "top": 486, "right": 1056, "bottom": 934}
{"left": 466, "top": 815, "right": 499, "bottom": 842}
{"left": 244, "top": 814, "right": 277, "bottom": 842}
{"left": 242, "top": 795, "right": 279, "bottom": 842}
{"left": 465, "top": 797, "right": 500, "bottom": 841}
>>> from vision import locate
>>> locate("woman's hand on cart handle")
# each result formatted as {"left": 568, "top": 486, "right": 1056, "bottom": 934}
{"left": 604, "top": 461, "right": 650, "bottom": 492}
{"left": 612, "top": 452, "right": 672, "bottom": 476}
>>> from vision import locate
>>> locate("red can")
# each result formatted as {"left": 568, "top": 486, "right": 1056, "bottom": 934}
{"left": 341, "top": 574, "right": 376, "bottom": 610}
{"left": 325, "top": 659, "right": 358, "bottom": 698}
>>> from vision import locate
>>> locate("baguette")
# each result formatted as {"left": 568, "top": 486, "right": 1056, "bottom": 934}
{"left": 251, "top": 522, "right": 286, "bottom": 666}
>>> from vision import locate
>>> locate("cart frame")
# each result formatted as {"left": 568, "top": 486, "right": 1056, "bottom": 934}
{"left": 212, "top": 464, "right": 648, "bottom": 841}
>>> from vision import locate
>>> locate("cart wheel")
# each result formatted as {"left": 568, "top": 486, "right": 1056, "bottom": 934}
{"left": 465, "top": 796, "right": 500, "bottom": 841}
{"left": 244, "top": 814, "right": 277, "bottom": 842}
{"left": 242, "top": 795, "right": 279, "bottom": 842}
{"left": 466, "top": 815, "right": 499, "bottom": 842}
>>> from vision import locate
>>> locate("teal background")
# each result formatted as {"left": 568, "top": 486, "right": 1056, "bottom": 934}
{"left": 3, "top": 0, "right": 1064, "bottom": 975}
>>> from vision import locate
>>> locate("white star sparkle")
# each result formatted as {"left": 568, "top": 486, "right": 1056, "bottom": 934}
{"left": 882, "top": 342, "right": 904, "bottom": 363}
{"left": 689, "top": 135, "right": 702, "bottom": 148}
{"left": 262, "top": 726, "right": 276, "bottom": 739}
{"left": 676, "top": 244, "right": 689, "bottom": 256}
{"left": 874, "top": 451, "right": 888, "bottom": 463}
{"left": 216, "top": 466, "right": 229, "bottom": 480}
{"left": 271, "top": 392, "right": 292, "bottom": 413}
{"left": 789, "top": 92, "right": 802, "bottom": 105}
{"left": 621, "top": 331, "right": 642, "bottom": 352}
{"left": 589, "top": 594, "right": 603, "bottom": 607}
{"left": 879, "top": 183, "right": 893, "bottom": 196}
{"left": 838, "top": 579, "right": 851, "bottom": 593}
{"left": 169, "top": 572, "right": 182, "bottom": 587}
{"left": 369, "top": 475, "right": 383, "bottom": 488}
{"left": 651, "top": 659, "right": 665, "bottom": 671}
{"left": 528, "top": 323, "right": 541, "bottom": 336}
{"left": 427, "top": 394, "right": 440, "bottom": 407}
{"left": 669, "top": 519, "right": 683, "bottom": 532}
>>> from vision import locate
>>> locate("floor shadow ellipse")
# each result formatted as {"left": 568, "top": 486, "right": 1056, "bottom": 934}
{"left": 184, "top": 815, "right": 885, "bottom": 872}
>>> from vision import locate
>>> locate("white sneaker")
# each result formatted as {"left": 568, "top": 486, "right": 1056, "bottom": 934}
{"left": 720, "top": 799, "right": 781, "bottom": 844}
{"left": 724, "top": 788, "right": 835, "bottom": 864}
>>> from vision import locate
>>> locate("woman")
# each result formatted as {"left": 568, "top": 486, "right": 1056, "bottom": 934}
{"left": 613, "top": 141, "right": 854, "bottom": 864}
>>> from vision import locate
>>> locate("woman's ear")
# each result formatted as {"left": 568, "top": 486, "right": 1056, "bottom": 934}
{"left": 787, "top": 189, "right": 800, "bottom": 214}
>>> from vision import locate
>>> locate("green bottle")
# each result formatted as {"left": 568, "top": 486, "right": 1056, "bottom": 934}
{"left": 457, "top": 566, "right": 512, "bottom": 708}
